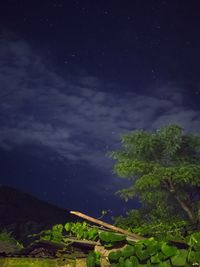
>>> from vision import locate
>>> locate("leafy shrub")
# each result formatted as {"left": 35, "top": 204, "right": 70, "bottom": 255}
{"left": 36, "top": 222, "right": 99, "bottom": 244}
{"left": 32, "top": 221, "right": 200, "bottom": 266}
{"left": 108, "top": 237, "right": 200, "bottom": 266}
{"left": 86, "top": 251, "right": 101, "bottom": 267}
{"left": 113, "top": 209, "right": 190, "bottom": 241}
{"left": 0, "top": 230, "right": 23, "bottom": 253}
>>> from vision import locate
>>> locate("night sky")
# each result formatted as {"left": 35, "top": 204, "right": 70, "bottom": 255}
{"left": 0, "top": 1, "right": 200, "bottom": 220}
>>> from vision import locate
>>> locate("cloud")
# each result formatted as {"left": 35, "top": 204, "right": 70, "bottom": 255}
{"left": 0, "top": 36, "right": 199, "bottom": 171}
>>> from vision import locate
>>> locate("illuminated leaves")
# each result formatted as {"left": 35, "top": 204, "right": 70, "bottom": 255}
{"left": 109, "top": 124, "right": 200, "bottom": 222}
{"left": 108, "top": 236, "right": 200, "bottom": 267}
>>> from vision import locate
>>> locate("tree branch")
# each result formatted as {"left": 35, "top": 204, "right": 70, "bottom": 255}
{"left": 164, "top": 177, "right": 195, "bottom": 222}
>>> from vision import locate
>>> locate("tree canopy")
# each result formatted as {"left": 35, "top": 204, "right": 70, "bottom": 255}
{"left": 110, "top": 124, "right": 200, "bottom": 225}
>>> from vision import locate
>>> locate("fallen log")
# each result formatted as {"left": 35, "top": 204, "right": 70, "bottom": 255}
{"left": 70, "top": 211, "right": 144, "bottom": 241}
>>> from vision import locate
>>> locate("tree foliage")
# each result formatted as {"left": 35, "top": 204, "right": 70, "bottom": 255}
{"left": 109, "top": 124, "right": 200, "bottom": 225}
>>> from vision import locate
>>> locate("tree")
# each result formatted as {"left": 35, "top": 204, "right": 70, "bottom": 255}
{"left": 109, "top": 124, "right": 200, "bottom": 224}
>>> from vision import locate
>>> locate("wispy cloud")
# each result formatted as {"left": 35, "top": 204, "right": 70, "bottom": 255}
{"left": 0, "top": 36, "right": 199, "bottom": 170}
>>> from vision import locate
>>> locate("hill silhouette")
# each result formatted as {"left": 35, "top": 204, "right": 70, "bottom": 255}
{"left": 0, "top": 186, "right": 78, "bottom": 240}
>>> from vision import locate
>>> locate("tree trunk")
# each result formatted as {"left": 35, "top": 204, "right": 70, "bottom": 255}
{"left": 164, "top": 177, "right": 195, "bottom": 222}
{"left": 174, "top": 195, "right": 195, "bottom": 222}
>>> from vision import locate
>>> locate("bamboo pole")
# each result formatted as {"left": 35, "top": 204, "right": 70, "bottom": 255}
{"left": 70, "top": 211, "right": 144, "bottom": 241}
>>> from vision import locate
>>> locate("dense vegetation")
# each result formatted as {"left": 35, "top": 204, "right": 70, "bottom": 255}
{"left": 1, "top": 124, "right": 200, "bottom": 266}
{"left": 23, "top": 221, "right": 200, "bottom": 266}
{"left": 109, "top": 124, "right": 200, "bottom": 239}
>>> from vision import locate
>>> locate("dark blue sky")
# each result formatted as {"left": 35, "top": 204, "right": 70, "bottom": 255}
{"left": 0, "top": 0, "right": 199, "bottom": 220}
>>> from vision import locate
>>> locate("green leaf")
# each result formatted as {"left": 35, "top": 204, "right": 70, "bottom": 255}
{"left": 41, "top": 235, "right": 51, "bottom": 241}
{"left": 157, "top": 252, "right": 168, "bottom": 261}
{"left": 119, "top": 257, "right": 125, "bottom": 267}
{"left": 82, "top": 221, "right": 88, "bottom": 229}
{"left": 159, "top": 260, "right": 171, "bottom": 267}
{"left": 86, "top": 251, "right": 100, "bottom": 267}
{"left": 88, "top": 228, "right": 98, "bottom": 240}
{"left": 124, "top": 258, "right": 137, "bottom": 267}
{"left": 51, "top": 224, "right": 63, "bottom": 242}
{"left": 170, "top": 249, "right": 187, "bottom": 266}
{"left": 146, "top": 241, "right": 160, "bottom": 256}
{"left": 52, "top": 224, "right": 63, "bottom": 233}
{"left": 83, "top": 231, "right": 89, "bottom": 239}
{"left": 134, "top": 243, "right": 151, "bottom": 261}
{"left": 186, "top": 232, "right": 200, "bottom": 251}
{"left": 121, "top": 245, "right": 136, "bottom": 258}
{"left": 151, "top": 253, "right": 161, "bottom": 264}
{"left": 99, "top": 231, "right": 126, "bottom": 243}
{"left": 127, "top": 240, "right": 136, "bottom": 246}
{"left": 64, "top": 222, "right": 71, "bottom": 232}
{"left": 130, "top": 256, "right": 139, "bottom": 266}
{"left": 161, "top": 243, "right": 178, "bottom": 257}
{"left": 108, "top": 251, "right": 122, "bottom": 262}
{"left": 86, "top": 252, "right": 96, "bottom": 267}
{"left": 188, "top": 250, "right": 200, "bottom": 264}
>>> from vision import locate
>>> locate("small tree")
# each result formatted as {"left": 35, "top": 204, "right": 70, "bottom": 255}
{"left": 110, "top": 124, "right": 200, "bottom": 224}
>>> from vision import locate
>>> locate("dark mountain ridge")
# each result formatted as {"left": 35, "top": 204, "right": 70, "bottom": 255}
{"left": 0, "top": 185, "right": 78, "bottom": 240}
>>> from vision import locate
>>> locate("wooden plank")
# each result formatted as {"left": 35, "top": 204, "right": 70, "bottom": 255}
{"left": 63, "top": 238, "right": 100, "bottom": 246}
{"left": 70, "top": 211, "right": 144, "bottom": 241}
{"left": 38, "top": 238, "right": 100, "bottom": 248}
